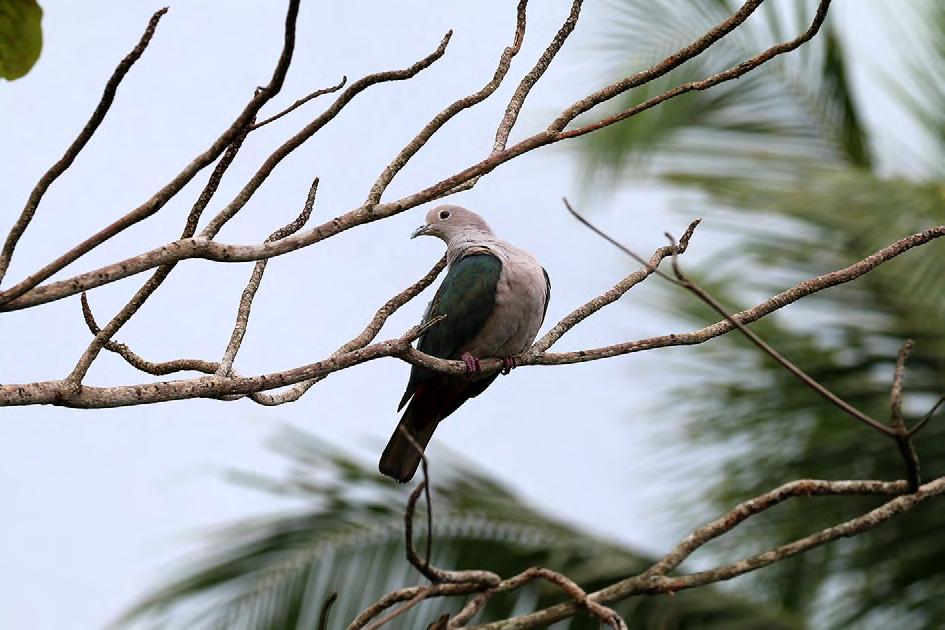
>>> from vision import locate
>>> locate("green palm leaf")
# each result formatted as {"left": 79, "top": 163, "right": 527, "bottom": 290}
{"left": 120, "top": 428, "right": 802, "bottom": 629}
{"left": 580, "top": 0, "right": 870, "bottom": 185}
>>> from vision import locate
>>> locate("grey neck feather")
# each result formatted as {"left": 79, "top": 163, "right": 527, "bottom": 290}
{"left": 445, "top": 229, "right": 502, "bottom": 265}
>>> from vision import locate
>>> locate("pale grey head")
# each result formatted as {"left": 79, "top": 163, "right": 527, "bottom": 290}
{"left": 410, "top": 205, "right": 495, "bottom": 242}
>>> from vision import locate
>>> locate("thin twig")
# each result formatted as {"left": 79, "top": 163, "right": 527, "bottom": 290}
{"left": 251, "top": 76, "right": 348, "bottom": 130}
{"left": 908, "top": 394, "right": 945, "bottom": 437}
{"left": 494, "top": 0, "right": 582, "bottom": 151}
{"left": 347, "top": 583, "right": 481, "bottom": 630}
{"left": 248, "top": 256, "right": 446, "bottom": 405}
{"left": 362, "top": 588, "right": 432, "bottom": 630}
{"left": 365, "top": 0, "right": 528, "bottom": 206}
{"left": 318, "top": 592, "right": 338, "bottom": 630}
{"left": 81, "top": 293, "right": 218, "bottom": 375}
{"left": 217, "top": 178, "right": 319, "bottom": 376}
{"left": 450, "top": 0, "right": 584, "bottom": 195}
{"left": 888, "top": 340, "right": 921, "bottom": 491}
{"left": 646, "top": 479, "right": 907, "bottom": 577}
{"left": 77, "top": 259, "right": 446, "bottom": 406}
{"left": 397, "top": 426, "right": 435, "bottom": 570}
{"left": 403, "top": 480, "right": 498, "bottom": 586}
{"left": 532, "top": 203, "right": 698, "bottom": 354}
{"left": 890, "top": 339, "right": 913, "bottom": 429}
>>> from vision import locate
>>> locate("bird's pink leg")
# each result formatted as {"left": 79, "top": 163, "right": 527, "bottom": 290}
{"left": 461, "top": 352, "right": 482, "bottom": 374}
{"left": 501, "top": 356, "right": 518, "bottom": 375}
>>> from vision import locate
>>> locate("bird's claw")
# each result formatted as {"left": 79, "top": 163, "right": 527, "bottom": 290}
{"left": 501, "top": 356, "right": 518, "bottom": 375}
{"left": 462, "top": 353, "right": 482, "bottom": 374}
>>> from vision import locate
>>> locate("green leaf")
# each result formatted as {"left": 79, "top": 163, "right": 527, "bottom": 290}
{"left": 0, "top": 0, "right": 42, "bottom": 80}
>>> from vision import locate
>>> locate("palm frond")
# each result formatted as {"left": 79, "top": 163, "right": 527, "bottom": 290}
{"left": 119, "top": 428, "right": 802, "bottom": 629}
{"left": 580, "top": 0, "right": 871, "bottom": 185}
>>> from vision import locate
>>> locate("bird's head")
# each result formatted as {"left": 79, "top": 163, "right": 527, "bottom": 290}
{"left": 410, "top": 205, "right": 495, "bottom": 242}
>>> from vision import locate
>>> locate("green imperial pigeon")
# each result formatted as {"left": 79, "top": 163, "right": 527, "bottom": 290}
{"left": 380, "top": 205, "right": 551, "bottom": 482}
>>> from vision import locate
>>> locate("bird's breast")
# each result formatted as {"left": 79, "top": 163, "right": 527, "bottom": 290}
{"left": 464, "top": 249, "right": 547, "bottom": 358}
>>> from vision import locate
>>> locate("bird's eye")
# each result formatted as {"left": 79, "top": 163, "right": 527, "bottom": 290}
{"left": 439, "top": 210, "right": 451, "bottom": 220}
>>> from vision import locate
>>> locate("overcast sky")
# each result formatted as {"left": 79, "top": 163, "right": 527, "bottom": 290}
{"left": 0, "top": 2, "right": 906, "bottom": 628}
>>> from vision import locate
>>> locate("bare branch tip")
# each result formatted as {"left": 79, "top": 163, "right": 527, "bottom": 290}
{"left": 439, "top": 30, "right": 454, "bottom": 52}
{"left": 412, "top": 314, "right": 446, "bottom": 338}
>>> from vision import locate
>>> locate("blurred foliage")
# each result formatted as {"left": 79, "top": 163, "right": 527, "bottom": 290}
{"left": 0, "top": 0, "right": 42, "bottom": 80}
{"left": 580, "top": 1, "right": 945, "bottom": 628}
{"left": 121, "top": 428, "right": 802, "bottom": 629}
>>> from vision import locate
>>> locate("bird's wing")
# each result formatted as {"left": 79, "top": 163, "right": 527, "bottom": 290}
{"left": 398, "top": 252, "right": 502, "bottom": 411}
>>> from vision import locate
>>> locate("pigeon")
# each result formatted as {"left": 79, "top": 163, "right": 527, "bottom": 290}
{"left": 379, "top": 205, "right": 551, "bottom": 482}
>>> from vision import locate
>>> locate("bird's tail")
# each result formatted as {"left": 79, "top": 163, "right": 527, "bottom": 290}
{"left": 379, "top": 402, "right": 439, "bottom": 483}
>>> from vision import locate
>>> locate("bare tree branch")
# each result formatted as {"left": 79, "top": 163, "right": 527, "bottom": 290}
{"left": 6, "top": 222, "right": 945, "bottom": 408}
{"left": 245, "top": 256, "right": 447, "bottom": 406}
{"left": 529, "top": 217, "right": 700, "bottom": 354}
{"left": 365, "top": 0, "right": 528, "bottom": 206}
{"left": 9, "top": 4, "right": 943, "bottom": 628}
{"left": 0, "top": 8, "right": 169, "bottom": 286}
{"left": 347, "top": 583, "right": 481, "bottom": 630}
{"left": 351, "top": 476, "right": 939, "bottom": 630}
{"left": 908, "top": 393, "right": 945, "bottom": 438}
{"left": 448, "top": 0, "right": 583, "bottom": 195}
{"left": 0, "top": 0, "right": 302, "bottom": 305}
{"left": 557, "top": 0, "right": 832, "bottom": 139}
{"left": 493, "top": 0, "right": 582, "bottom": 152}
{"left": 550, "top": 0, "right": 765, "bottom": 131}
{"left": 250, "top": 75, "right": 348, "bottom": 130}
{"left": 68, "top": 125, "right": 252, "bottom": 388}
{"left": 81, "top": 293, "right": 219, "bottom": 376}
{"left": 453, "top": 568, "right": 626, "bottom": 630}
{"left": 197, "top": 30, "right": 451, "bottom": 241}
{"left": 0, "top": 1, "right": 832, "bottom": 313}
{"left": 362, "top": 589, "right": 434, "bottom": 630}
{"left": 527, "top": 224, "right": 945, "bottom": 366}
{"left": 567, "top": 201, "right": 930, "bottom": 490}
{"left": 79, "top": 258, "right": 446, "bottom": 406}
{"left": 467, "top": 476, "right": 945, "bottom": 630}
{"left": 216, "top": 178, "right": 319, "bottom": 377}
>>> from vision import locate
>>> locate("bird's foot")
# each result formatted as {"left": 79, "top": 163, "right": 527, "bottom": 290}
{"left": 461, "top": 353, "right": 482, "bottom": 374}
{"left": 501, "top": 356, "right": 518, "bottom": 375}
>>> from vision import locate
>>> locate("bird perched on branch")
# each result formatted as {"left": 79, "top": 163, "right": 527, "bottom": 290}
{"left": 380, "top": 205, "right": 551, "bottom": 482}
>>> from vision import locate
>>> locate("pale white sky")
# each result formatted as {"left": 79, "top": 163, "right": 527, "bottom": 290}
{"left": 0, "top": 2, "right": 906, "bottom": 628}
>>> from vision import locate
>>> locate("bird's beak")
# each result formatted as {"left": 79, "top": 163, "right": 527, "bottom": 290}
{"left": 411, "top": 224, "right": 431, "bottom": 239}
